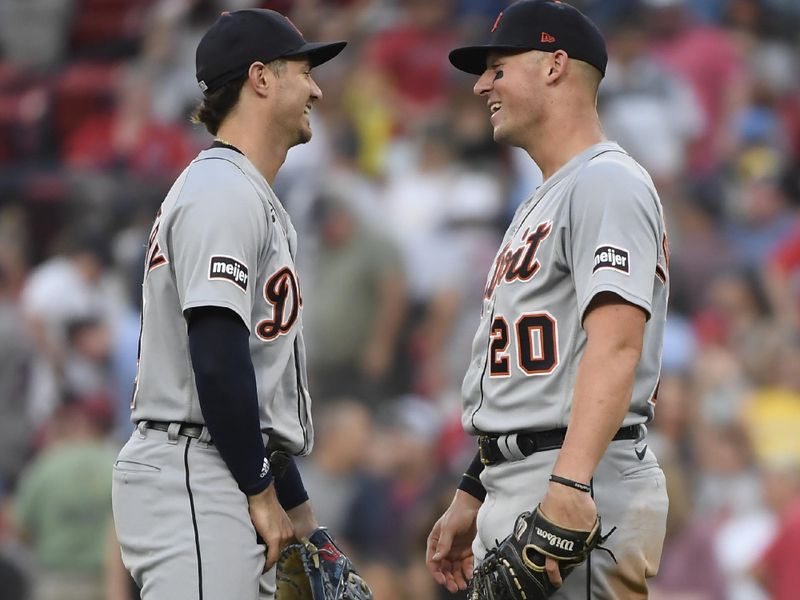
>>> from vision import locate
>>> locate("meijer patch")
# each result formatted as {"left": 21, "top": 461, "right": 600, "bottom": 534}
{"left": 593, "top": 245, "right": 629, "bottom": 275}
{"left": 208, "top": 255, "right": 249, "bottom": 292}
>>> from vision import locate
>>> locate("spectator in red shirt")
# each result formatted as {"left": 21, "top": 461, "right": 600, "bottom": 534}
{"left": 64, "top": 67, "right": 199, "bottom": 180}
{"left": 754, "top": 461, "right": 800, "bottom": 600}
{"left": 763, "top": 170, "right": 800, "bottom": 327}
{"left": 364, "top": 0, "right": 459, "bottom": 128}
{"left": 644, "top": 0, "right": 747, "bottom": 175}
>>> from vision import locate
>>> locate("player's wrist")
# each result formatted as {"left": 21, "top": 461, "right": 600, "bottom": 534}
{"left": 550, "top": 455, "right": 595, "bottom": 484}
{"left": 286, "top": 501, "right": 318, "bottom": 539}
{"left": 454, "top": 488, "right": 483, "bottom": 510}
{"left": 242, "top": 463, "right": 274, "bottom": 497}
{"left": 457, "top": 450, "right": 486, "bottom": 502}
{"left": 546, "top": 478, "right": 589, "bottom": 500}
{"left": 247, "top": 479, "right": 277, "bottom": 506}
{"left": 549, "top": 474, "right": 591, "bottom": 493}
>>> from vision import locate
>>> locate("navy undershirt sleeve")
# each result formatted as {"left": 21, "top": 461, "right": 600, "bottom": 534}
{"left": 187, "top": 306, "right": 273, "bottom": 495}
{"left": 274, "top": 457, "right": 309, "bottom": 510}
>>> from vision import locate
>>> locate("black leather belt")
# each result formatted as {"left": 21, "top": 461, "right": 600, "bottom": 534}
{"left": 478, "top": 424, "right": 641, "bottom": 466}
{"left": 142, "top": 421, "right": 209, "bottom": 441}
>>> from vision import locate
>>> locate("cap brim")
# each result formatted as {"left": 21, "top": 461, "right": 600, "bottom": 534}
{"left": 284, "top": 41, "right": 347, "bottom": 68}
{"left": 449, "top": 44, "right": 533, "bottom": 75}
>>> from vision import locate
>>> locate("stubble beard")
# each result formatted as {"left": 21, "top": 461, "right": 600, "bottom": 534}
{"left": 299, "top": 125, "right": 312, "bottom": 145}
{"left": 297, "top": 107, "right": 313, "bottom": 145}
{"left": 288, "top": 120, "right": 313, "bottom": 148}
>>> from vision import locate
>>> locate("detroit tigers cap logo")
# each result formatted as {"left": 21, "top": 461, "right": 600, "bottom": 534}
{"left": 491, "top": 11, "right": 503, "bottom": 32}
{"left": 208, "top": 255, "right": 249, "bottom": 292}
{"left": 593, "top": 245, "right": 630, "bottom": 275}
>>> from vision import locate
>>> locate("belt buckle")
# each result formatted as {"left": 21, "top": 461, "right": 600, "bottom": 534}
{"left": 478, "top": 435, "right": 493, "bottom": 466}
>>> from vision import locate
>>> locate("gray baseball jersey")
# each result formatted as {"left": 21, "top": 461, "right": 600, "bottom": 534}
{"left": 131, "top": 146, "right": 313, "bottom": 455}
{"left": 462, "top": 141, "right": 668, "bottom": 434}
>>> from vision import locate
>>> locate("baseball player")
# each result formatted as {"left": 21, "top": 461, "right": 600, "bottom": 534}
{"left": 426, "top": 1, "right": 669, "bottom": 598}
{"left": 111, "top": 10, "right": 348, "bottom": 600}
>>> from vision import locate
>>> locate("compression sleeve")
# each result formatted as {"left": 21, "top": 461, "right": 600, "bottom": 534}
{"left": 187, "top": 306, "right": 273, "bottom": 495}
{"left": 273, "top": 456, "right": 309, "bottom": 510}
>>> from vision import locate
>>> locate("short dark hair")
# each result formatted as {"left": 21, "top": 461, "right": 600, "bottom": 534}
{"left": 190, "top": 59, "right": 288, "bottom": 136}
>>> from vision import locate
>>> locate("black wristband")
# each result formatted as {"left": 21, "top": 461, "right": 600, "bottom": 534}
{"left": 458, "top": 473, "right": 486, "bottom": 502}
{"left": 457, "top": 450, "right": 486, "bottom": 502}
{"left": 549, "top": 474, "right": 591, "bottom": 493}
{"left": 465, "top": 450, "right": 485, "bottom": 479}
{"left": 272, "top": 453, "right": 309, "bottom": 510}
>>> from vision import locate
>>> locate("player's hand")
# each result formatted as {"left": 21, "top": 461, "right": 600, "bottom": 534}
{"left": 539, "top": 481, "right": 598, "bottom": 588}
{"left": 247, "top": 483, "right": 296, "bottom": 572}
{"left": 426, "top": 490, "right": 481, "bottom": 593}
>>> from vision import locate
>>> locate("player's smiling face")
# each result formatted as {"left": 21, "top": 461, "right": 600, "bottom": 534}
{"left": 474, "top": 50, "right": 548, "bottom": 148}
{"left": 275, "top": 57, "right": 322, "bottom": 147}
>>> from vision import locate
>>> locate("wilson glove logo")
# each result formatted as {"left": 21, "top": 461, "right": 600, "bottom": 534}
{"left": 535, "top": 527, "right": 575, "bottom": 552}
{"left": 593, "top": 245, "right": 629, "bottom": 275}
{"left": 208, "top": 255, "right": 249, "bottom": 292}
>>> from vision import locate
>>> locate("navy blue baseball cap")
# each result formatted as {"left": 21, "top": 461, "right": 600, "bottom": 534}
{"left": 196, "top": 9, "right": 347, "bottom": 94}
{"left": 449, "top": 0, "right": 607, "bottom": 77}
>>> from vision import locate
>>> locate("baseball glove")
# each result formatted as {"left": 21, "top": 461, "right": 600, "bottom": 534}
{"left": 275, "top": 527, "right": 373, "bottom": 600}
{"left": 468, "top": 505, "right": 614, "bottom": 600}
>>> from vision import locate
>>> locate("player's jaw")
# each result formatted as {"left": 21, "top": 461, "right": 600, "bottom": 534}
{"left": 296, "top": 100, "right": 315, "bottom": 144}
{"left": 292, "top": 96, "right": 319, "bottom": 147}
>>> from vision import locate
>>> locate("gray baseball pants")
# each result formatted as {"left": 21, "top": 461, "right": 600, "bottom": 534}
{"left": 112, "top": 423, "right": 276, "bottom": 600}
{"left": 473, "top": 435, "right": 668, "bottom": 599}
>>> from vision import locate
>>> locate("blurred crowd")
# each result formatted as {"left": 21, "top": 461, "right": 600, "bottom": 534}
{"left": 0, "top": 0, "right": 800, "bottom": 599}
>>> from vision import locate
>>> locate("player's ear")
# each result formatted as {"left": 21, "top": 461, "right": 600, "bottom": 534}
{"left": 546, "top": 50, "right": 568, "bottom": 83}
{"left": 247, "top": 62, "right": 272, "bottom": 97}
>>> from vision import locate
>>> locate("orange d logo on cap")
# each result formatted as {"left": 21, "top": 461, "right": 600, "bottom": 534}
{"left": 491, "top": 11, "right": 504, "bottom": 32}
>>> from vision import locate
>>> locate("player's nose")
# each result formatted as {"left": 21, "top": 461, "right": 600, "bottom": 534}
{"left": 310, "top": 76, "right": 322, "bottom": 100}
{"left": 474, "top": 70, "right": 493, "bottom": 96}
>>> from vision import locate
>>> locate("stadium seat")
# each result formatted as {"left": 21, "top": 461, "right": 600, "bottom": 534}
{"left": 68, "top": 0, "right": 157, "bottom": 59}
{"left": 52, "top": 61, "right": 123, "bottom": 144}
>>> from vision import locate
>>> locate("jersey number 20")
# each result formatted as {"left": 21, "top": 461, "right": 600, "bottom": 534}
{"left": 490, "top": 312, "right": 558, "bottom": 376}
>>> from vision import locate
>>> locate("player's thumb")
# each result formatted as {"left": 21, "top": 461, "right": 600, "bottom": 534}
{"left": 264, "top": 540, "right": 280, "bottom": 572}
{"left": 433, "top": 529, "right": 453, "bottom": 561}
